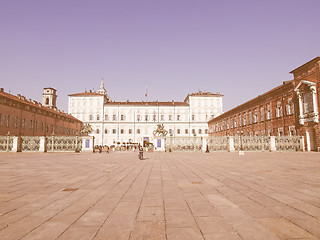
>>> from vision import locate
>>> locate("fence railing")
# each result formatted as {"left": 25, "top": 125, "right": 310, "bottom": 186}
{"left": 163, "top": 135, "right": 304, "bottom": 152}
{"left": 0, "top": 134, "right": 13, "bottom": 152}
{"left": 275, "top": 136, "right": 302, "bottom": 151}
{"left": 21, "top": 136, "right": 40, "bottom": 152}
{"left": 207, "top": 136, "right": 228, "bottom": 151}
{"left": 234, "top": 135, "right": 270, "bottom": 151}
{"left": 0, "top": 134, "right": 93, "bottom": 153}
{"left": 165, "top": 137, "right": 202, "bottom": 152}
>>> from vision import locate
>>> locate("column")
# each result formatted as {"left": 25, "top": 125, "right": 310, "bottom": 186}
{"left": 296, "top": 91, "right": 304, "bottom": 124}
{"left": 310, "top": 86, "right": 319, "bottom": 122}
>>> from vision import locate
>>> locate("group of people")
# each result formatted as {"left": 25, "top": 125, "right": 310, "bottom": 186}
{"left": 96, "top": 144, "right": 145, "bottom": 160}
{"left": 97, "top": 145, "right": 110, "bottom": 153}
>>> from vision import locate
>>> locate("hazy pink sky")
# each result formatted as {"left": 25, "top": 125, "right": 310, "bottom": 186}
{"left": 1, "top": 0, "right": 319, "bottom": 112}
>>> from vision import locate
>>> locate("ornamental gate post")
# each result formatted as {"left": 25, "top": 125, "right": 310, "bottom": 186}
{"left": 51, "top": 133, "right": 55, "bottom": 152}
{"left": 75, "top": 134, "right": 78, "bottom": 152}
{"left": 6, "top": 132, "right": 10, "bottom": 152}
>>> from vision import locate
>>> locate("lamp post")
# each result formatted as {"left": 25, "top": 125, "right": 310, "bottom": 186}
{"left": 238, "top": 128, "right": 244, "bottom": 155}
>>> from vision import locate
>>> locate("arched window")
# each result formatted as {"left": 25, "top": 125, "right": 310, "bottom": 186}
{"left": 46, "top": 98, "right": 49, "bottom": 105}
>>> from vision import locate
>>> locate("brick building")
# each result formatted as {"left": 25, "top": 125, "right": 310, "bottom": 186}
{"left": 0, "top": 88, "right": 82, "bottom": 136}
{"left": 208, "top": 57, "right": 320, "bottom": 151}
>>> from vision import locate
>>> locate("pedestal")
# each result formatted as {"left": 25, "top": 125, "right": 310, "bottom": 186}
{"left": 153, "top": 137, "right": 165, "bottom": 152}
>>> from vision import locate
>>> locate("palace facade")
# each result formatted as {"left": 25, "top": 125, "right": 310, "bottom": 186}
{"left": 0, "top": 88, "right": 82, "bottom": 136}
{"left": 208, "top": 57, "right": 320, "bottom": 151}
{"left": 68, "top": 81, "right": 223, "bottom": 146}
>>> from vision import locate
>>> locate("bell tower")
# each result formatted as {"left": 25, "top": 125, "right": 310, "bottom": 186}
{"left": 97, "top": 78, "right": 107, "bottom": 95}
{"left": 42, "top": 87, "right": 57, "bottom": 108}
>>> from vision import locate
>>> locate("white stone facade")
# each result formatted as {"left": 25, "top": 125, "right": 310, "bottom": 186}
{"left": 68, "top": 81, "right": 223, "bottom": 146}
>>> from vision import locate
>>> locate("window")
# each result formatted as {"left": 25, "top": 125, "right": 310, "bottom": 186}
{"left": 169, "top": 129, "right": 172, "bottom": 134}
{"left": 205, "top": 129, "right": 208, "bottom": 134}
{"left": 113, "top": 114, "right": 117, "bottom": 121}
{"left": 96, "top": 129, "right": 100, "bottom": 134}
{"left": 105, "top": 129, "right": 108, "bottom": 134}
{"left": 253, "top": 109, "right": 258, "bottom": 123}
{"left": 192, "top": 115, "right": 195, "bottom": 121}
{"left": 15, "top": 117, "right": 19, "bottom": 128}
{"left": 198, "top": 129, "right": 202, "bottom": 134}
{"left": 185, "top": 129, "right": 188, "bottom": 134}
{"left": 192, "top": 129, "right": 196, "bottom": 135}
{"left": 278, "top": 127, "right": 284, "bottom": 136}
{"left": 34, "top": 121, "right": 37, "bottom": 130}
{"left": 234, "top": 117, "right": 237, "bottom": 128}
{"left": 112, "top": 129, "right": 116, "bottom": 134}
{"left": 46, "top": 98, "right": 49, "bottom": 105}
{"left": 120, "top": 129, "right": 124, "bottom": 134}
{"left": 29, "top": 120, "right": 33, "bottom": 130}
{"left": 89, "top": 114, "right": 93, "bottom": 121}
{"left": 276, "top": 102, "right": 283, "bottom": 118}
{"left": 289, "top": 126, "right": 296, "bottom": 136}
{"left": 46, "top": 124, "right": 49, "bottom": 132}
{"left": 153, "top": 115, "right": 156, "bottom": 121}
{"left": 266, "top": 104, "right": 272, "bottom": 120}
{"left": 97, "top": 114, "right": 100, "bottom": 121}
{"left": 230, "top": 117, "right": 233, "bottom": 128}
{"left": 177, "top": 115, "right": 181, "bottom": 121}
{"left": 121, "top": 115, "right": 125, "bottom": 121}
{"left": 129, "top": 129, "right": 132, "bottom": 134}
{"left": 105, "top": 114, "right": 109, "bottom": 121}
{"left": 137, "top": 115, "right": 141, "bottom": 121}
{"left": 51, "top": 124, "right": 54, "bottom": 133}
{"left": 303, "top": 92, "right": 313, "bottom": 114}
{"left": 169, "top": 115, "right": 172, "bottom": 121}
{"left": 286, "top": 98, "right": 294, "bottom": 115}
{"left": 137, "top": 129, "right": 140, "bottom": 134}
{"left": 177, "top": 129, "right": 181, "bottom": 134}
{"left": 260, "top": 107, "right": 265, "bottom": 121}
{"left": 243, "top": 114, "right": 247, "bottom": 126}
{"left": 145, "top": 115, "right": 149, "bottom": 121}
{"left": 249, "top": 112, "right": 252, "bottom": 124}
{"left": 161, "top": 115, "right": 164, "bottom": 121}
{"left": 6, "top": 115, "right": 10, "bottom": 127}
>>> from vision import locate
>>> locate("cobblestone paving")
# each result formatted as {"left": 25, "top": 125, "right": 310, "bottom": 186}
{"left": 0, "top": 152, "right": 319, "bottom": 240}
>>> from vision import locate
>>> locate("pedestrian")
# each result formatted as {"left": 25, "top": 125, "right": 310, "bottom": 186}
{"left": 138, "top": 146, "right": 144, "bottom": 160}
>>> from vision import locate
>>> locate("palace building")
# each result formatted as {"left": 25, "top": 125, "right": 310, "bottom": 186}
{"left": 208, "top": 57, "right": 320, "bottom": 151}
{"left": 68, "top": 81, "right": 223, "bottom": 146}
{"left": 0, "top": 88, "right": 82, "bottom": 136}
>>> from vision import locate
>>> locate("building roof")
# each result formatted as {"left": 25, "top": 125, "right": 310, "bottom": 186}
{"left": 105, "top": 101, "right": 189, "bottom": 106}
{"left": 68, "top": 92, "right": 104, "bottom": 96}
{"left": 44, "top": 87, "right": 57, "bottom": 91}
{"left": 208, "top": 80, "right": 294, "bottom": 123}
{"left": 184, "top": 91, "right": 223, "bottom": 102}
{"left": 0, "top": 89, "right": 82, "bottom": 123}
{"left": 289, "top": 56, "right": 320, "bottom": 74}
{"left": 188, "top": 91, "right": 223, "bottom": 97}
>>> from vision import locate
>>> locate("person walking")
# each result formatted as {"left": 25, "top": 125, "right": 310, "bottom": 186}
{"left": 138, "top": 146, "right": 144, "bottom": 160}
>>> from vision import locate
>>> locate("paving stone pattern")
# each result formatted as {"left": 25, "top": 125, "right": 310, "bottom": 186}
{"left": 0, "top": 152, "right": 320, "bottom": 240}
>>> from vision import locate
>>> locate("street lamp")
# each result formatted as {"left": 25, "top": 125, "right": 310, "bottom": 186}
{"left": 238, "top": 129, "right": 244, "bottom": 155}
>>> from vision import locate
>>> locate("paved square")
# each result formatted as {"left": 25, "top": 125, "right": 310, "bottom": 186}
{"left": 0, "top": 151, "right": 319, "bottom": 239}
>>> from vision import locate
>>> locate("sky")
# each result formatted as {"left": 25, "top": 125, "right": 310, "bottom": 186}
{"left": 1, "top": 0, "right": 319, "bottom": 112}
